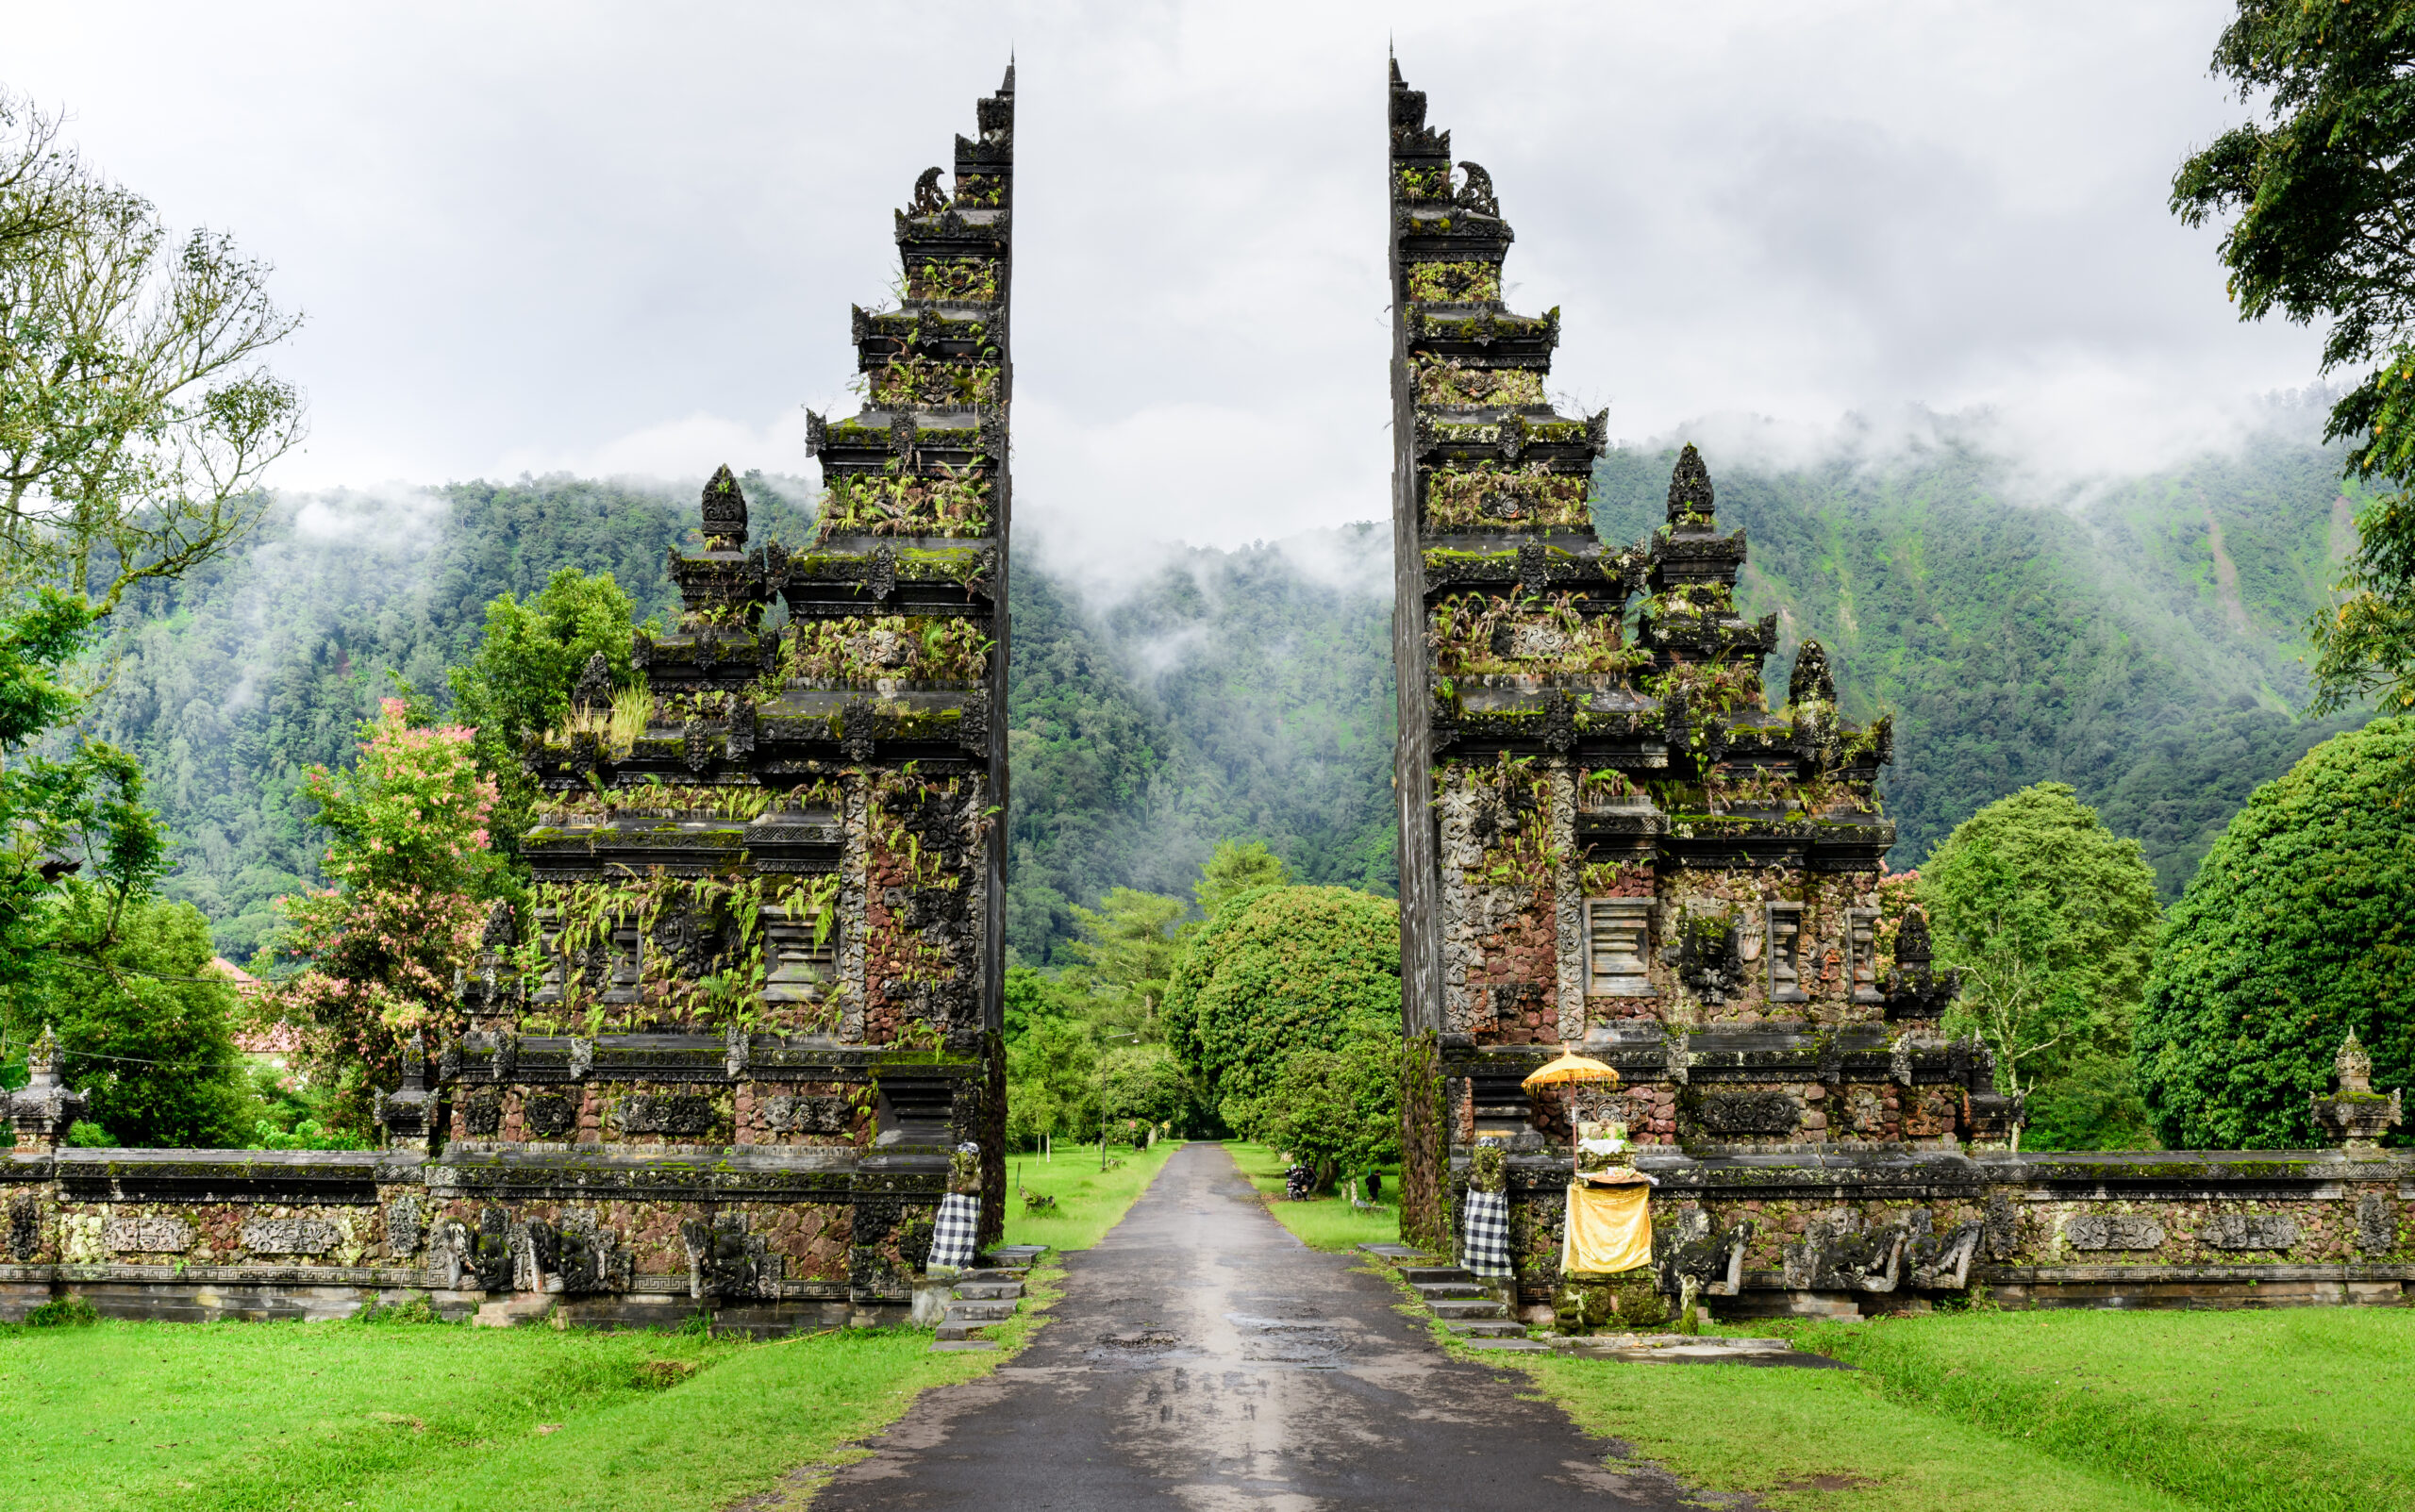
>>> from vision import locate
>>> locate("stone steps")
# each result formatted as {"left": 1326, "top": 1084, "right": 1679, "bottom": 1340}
{"left": 1358, "top": 1245, "right": 1534, "bottom": 1344}
{"left": 1428, "top": 1297, "right": 1509, "bottom": 1321}
{"left": 930, "top": 1249, "right": 1044, "bottom": 1350}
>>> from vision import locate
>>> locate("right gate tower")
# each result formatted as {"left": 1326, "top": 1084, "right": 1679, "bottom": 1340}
{"left": 1386, "top": 53, "right": 1999, "bottom": 1305}
{"left": 1381, "top": 62, "right": 2413, "bottom": 1315}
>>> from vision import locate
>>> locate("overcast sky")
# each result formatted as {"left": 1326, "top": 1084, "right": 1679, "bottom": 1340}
{"left": 9, "top": 1, "right": 2325, "bottom": 570}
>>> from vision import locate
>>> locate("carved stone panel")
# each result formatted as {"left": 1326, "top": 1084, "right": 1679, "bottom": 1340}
{"left": 765, "top": 1094, "right": 853, "bottom": 1136}
{"left": 8, "top": 1193, "right": 38, "bottom": 1260}
{"left": 387, "top": 1196, "right": 425, "bottom": 1259}
{"left": 522, "top": 1092, "right": 579, "bottom": 1139}
{"left": 461, "top": 1088, "right": 504, "bottom": 1137}
{"left": 2203, "top": 1213, "right": 2298, "bottom": 1251}
{"left": 242, "top": 1218, "right": 341, "bottom": 1254}
{"left": 2063, "top": 1214, "right": 2165, "bottom": 1251}
{"left": 106, "top": 1216, "right": 194, "bottom": 1254}
{"left": 2357, "top": 1193, "right": 2397, "bottom": 1254}
{"left": 613, "top": 1093, "right": 722, "bottom": 1138}
{"left": 1696, "top": 1090, "right": 1798, "bottom": 1137}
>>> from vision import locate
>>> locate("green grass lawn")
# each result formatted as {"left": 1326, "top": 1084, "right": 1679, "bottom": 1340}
{"left": 1498, "top": 1305, "right": 2415, "bottom": 1512}
{"left": 0, "top": 1146, "right": 1194, "bottom": 1512}
{"left": 1002, "top": 1135, "right": 1183, "bottom": 1251}
{"left": 1224, "top": 1141, "right": 1402, "bottom": 1253}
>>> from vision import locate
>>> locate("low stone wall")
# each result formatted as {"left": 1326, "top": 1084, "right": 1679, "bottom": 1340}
{"left": 1462, "top": 1146, "right": 2415, "bottom": 1315}
{"left": 0, "top": 1146, "right": 930, "bottom": 1335}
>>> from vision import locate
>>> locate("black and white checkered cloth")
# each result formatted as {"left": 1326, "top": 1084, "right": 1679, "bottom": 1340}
{"left": 1461, "top": 1189, "right": 1512, "bottom": 1279}
{"left": 928, "top": 1192, "right": 980, "bottom": 1271}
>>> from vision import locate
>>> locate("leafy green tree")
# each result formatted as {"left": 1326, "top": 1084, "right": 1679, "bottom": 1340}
{"left": 1224, "top": 1023, "right": 1400, "bottom": 1194}
{"left": 1058, "top": 887, "right": 1186, "bottom": 1043}
{"left": 1194, "top": 839, "right": 1290, "bottom": 916}
{"left": 265, "top": 698, "right": 501, "bottom": 1132}
{"left": 5, "top": 889, "right": 249, "bottom": 1146}
{"left": 1094, "top": 1043, "right": 1191, "bottom": 1131}
{"left": 448, "top": 568, "right": 643, "bottom": 864}
{"left": 1918, "top": 784, "right": 2163, "bottom": 1127}
{"left": 1004, "top": 1015, "right": 1100, "bottom": 1152}
{"left": 1, "top": 588, "right": 168, "bottom": 990}
{"left": 2137, "top": 717, "right": 2415, "bottom": 1148}
{"left": 2021, "top": 1050, "right": 2160, "bottom": 1154}
{"left": 0, "top": 91, "right": 305, "bottom": 615}
{"left": 1163, "top": 885, "right": 1400, "bottom": 1114}
{"left": 2173, "top": 5, "right": 2415, "bottom": 712}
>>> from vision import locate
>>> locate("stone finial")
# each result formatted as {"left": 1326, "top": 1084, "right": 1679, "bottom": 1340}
{"left": 2313, "top": 1028, "right": 2401, "bottom": 1156}
{"left": 699, "top": 462, "right": 749, "bottom": 548}
{"left": 373, "top": 1029, "right": 437, "bottom": 1152}
{"left": 7, "top": 1024, "right": 88, "bottom": 1152}
{"left": 1789, "top": 640, "right": 1837, "bottom": 707}
{"left": 572, "top": 651, "right": 612, "bottom": 715}
{"left": 1883, "top": 908, "right": 1961, "bottom": 1022}
{"left": 1666, "top": 442, "right": 1714, "bottom": 523}
{"left": 1895, "top": 908, "right": 1932, "bottom": 968}
{"left": 479, "top": 898, "right": 517, "bottom": 952}
{"left": 2338, "top": 1029, "right": 2374, "bottom": 1095}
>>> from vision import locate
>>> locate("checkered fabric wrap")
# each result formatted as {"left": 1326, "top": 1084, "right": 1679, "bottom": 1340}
{"left": 928, "top": 1193, "right": 980, "bottom": 1271}
{"left": 1461, "top": 1189, "right": 1512, "bottom": 1279}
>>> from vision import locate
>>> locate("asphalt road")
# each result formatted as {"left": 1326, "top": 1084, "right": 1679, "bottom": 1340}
{"left": 809, "top": 1141, "right": 1732, "bottom": 1511}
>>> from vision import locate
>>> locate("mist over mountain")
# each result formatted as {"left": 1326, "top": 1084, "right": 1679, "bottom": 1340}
{"left": 86, "top": 424, "right": 2371, "bottom": 966}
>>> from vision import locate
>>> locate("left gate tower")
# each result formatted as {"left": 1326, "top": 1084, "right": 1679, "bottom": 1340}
{"left": 411, "top": 65, "right": 1015, "bottom": 1330}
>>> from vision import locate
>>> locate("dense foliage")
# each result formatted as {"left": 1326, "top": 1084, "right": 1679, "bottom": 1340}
{"left": 1920, "top": 785, "right": 2162, "bottom": 1102}
{"left": 2173, "top": 1, "right": 2415, "bottom": 713}
{"left": 447, "top": 566, "right": 647, "bottom": 868}
{"left": 264, "top": 699, "right": 502, "bottom": 1132}
{"left": 1162, "top": 885, "right": 1402, "bottom": 1116}
{"left": 6, "top": 889, "right": 249, "bottom": 1147}
{"left": 1222, "top": 1025, "right": 1402, "bottom": 1194}
{"left": 2136, "top": 717, "right": 2415, "bottom": 1148}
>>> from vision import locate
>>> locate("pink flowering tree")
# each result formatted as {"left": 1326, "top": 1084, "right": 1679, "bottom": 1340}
{"left": 267, "top": 699, "right": 503, "bottom": 1132}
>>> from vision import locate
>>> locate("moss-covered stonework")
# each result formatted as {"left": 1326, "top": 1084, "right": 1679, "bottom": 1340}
{"left": 1386, "top": 58, "right": 2407, "bottom": 1319}
{"left": 0, "top": 67, "right": 1018, "bottom": 1337}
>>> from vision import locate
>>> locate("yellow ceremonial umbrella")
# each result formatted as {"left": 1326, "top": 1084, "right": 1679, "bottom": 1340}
{"left": 1522, "top": 1044, "right": 1620, "bottom": 1091}
{"left": 1524, "top": 1045, "right": 1621, "bottom": 1166}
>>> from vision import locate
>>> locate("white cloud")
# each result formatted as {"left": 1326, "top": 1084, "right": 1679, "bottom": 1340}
{"left": 7, "top": 0, "right": 2327, "bottom": 574}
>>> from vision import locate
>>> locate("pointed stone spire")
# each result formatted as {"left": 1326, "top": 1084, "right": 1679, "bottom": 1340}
{"left": 573, "top": 650, "right": 612, "bottom": 714}
{"left": 1789, "top": 640, "right": 1837, "bottom": 707}
{"left": 1666, "top": 442, "right": 1714, "bottom": 523}
{"left": 699, "top": 463, "right": 748, "bottom": 548}
{"left": 1894, "top": 907, "right": 1932, "bottom": 969}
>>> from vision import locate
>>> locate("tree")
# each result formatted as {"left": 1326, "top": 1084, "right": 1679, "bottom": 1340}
{"left": 0, "top": 91, "right": 305, "bottom": 615}
{"left": 447, "top": 567, "right": 642, "bottom": 863}
{"left": 2172, "top": 6, "right": 2415, "bottom": 712}
{"left": 0, "top": 588, "right": 166, "bottom": 991}
{"left": 1224, "top": 1024, "right": 1400, "bottom": 1194}
{"left": 1194, "top": 839, "right": 1290, "bottom": 917}
{"left": 1918, "top": 785, "right": 2162, "bottom": 1124}
{"left": 2136, "top": 717, "right": 2415, "bottom": 1148}
{"left": 1058, "top": 887, "right": 1186, "bottom": 1042}
{"left": 1162, "top": 885, "right": 1400, "bottom": 1115}
{"left": 265, "top": 698, "right": 500, "bottom": 1132}
{"left": 5, "top": 889, "right": 249, "bottom": 1147}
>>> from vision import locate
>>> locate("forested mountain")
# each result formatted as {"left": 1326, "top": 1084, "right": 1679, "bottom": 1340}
{"left": 85, "top": 419, "right": 2371, "bottom": 967}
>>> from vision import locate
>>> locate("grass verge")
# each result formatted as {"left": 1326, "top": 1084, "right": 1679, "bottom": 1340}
{"left": 1003, "top": 1136, "right": 1183, "bottom": 1252}
{"left": 0, "top": 1143, "right": 1190, "bottom": 1512}
{"left": 1224, "top": 1141, "right": 1401, "bottom": 1253}
{"left": 1790, "top": 1306, "right": 2415, "bottom": 1512}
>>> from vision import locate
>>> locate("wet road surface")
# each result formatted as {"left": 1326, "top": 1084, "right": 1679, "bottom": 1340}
{"left": 810, "top": 1141, "right": 1733, "bottom": 1511}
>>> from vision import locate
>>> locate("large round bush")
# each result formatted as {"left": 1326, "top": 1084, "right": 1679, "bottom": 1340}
{"left": 1163, "top": 885, "right": 1401, "bottom": 1112}
{"left": 2136, "top": 716, "right": 2414, "bottom": 1148}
